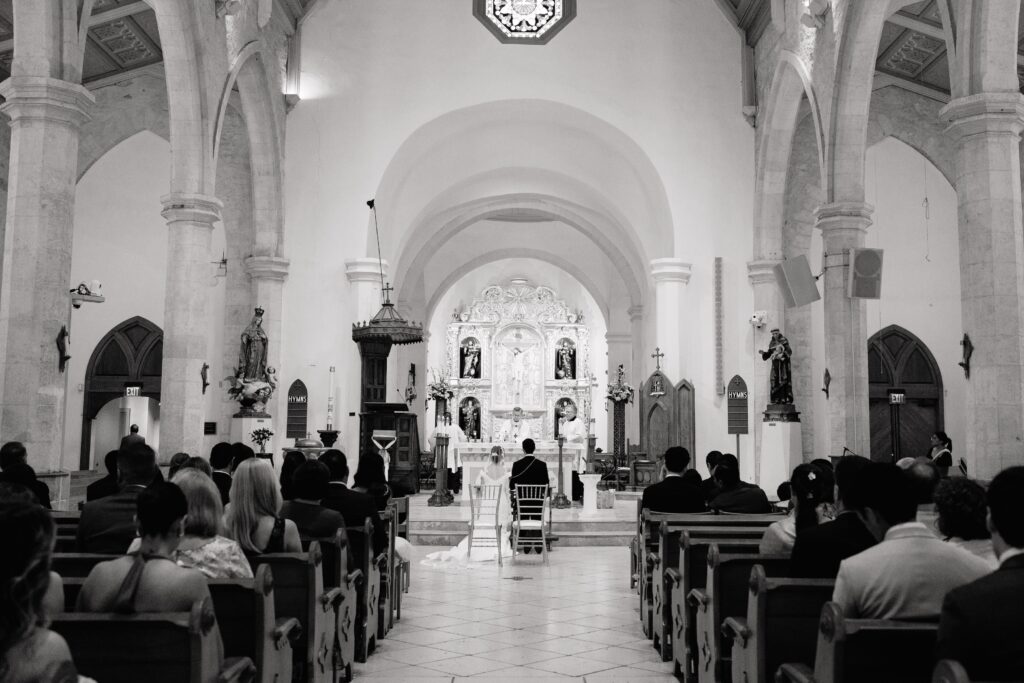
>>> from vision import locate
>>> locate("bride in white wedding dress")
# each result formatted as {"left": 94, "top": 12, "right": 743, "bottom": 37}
{"left": 423, "top": 446, "right": 511, "bottom": 566}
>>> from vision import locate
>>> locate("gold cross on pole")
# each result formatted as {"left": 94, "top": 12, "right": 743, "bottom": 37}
{"left": 382, "top": 281, "right": 394, "bottom": 303}
{"left": 652, "top": 347, "right": 665, "bottom": 371}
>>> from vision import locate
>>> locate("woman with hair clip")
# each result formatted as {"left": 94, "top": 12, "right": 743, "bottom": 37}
{"left": 423, "top": 446, "right": 510, "bottom": 565}
{"left": 760, "top": 463, "right": 835, "bottom": 555}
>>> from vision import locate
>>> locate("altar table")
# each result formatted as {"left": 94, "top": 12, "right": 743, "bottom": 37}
{"left": 452, "top": 442, "right": 586, "bottom": 504}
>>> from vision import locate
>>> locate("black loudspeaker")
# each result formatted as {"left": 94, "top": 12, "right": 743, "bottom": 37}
{"left": 847, "top": 248, "right": 883, "bottom": 299}
{"left": 774, "top": 254, "right": 821, "bottom": 308}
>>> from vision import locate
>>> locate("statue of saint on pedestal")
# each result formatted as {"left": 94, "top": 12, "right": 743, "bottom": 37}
{"left": 225, "top": 306, "right": 276, "bottom": 417}
{"left": 759, "top": 328, "right": 793, "bottom": 405}
{"left": 556, "top": 339, "right": 576, "bottom": 379}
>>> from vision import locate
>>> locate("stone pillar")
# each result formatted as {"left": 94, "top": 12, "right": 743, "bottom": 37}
{"left": 244, "top": 256, "right": 290, "bottom": 420}
{"left": 0, "top": 77, "right": 93, "bottom": 473}
{"left": 747, "top": 259, "right": 783, "bottom": 468}
{"left": 345, "top": 258, "right": 387, "bottom": 321}
{"left": 814, "top": 202, "right": 873, "bottom": 459}
{"left": 941, "top": 93, "right": 1024, "bottom": 479}
{"left": 160, "top": 193, "right": 223, "bottom": 459}
{"left": 343, "top": 258, "right": 387, "bottom": 456}
{"left": 628, "top": 304, "right": 644, "bottom": 444}
{"left": 650, "top": 258, "right": 693, "bottom": 381}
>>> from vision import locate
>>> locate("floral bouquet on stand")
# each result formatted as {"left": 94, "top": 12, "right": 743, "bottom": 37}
{"left": 606, "top": 364, "right": 635, "bottom": 404}
{"left": 426, "top": 369, "right": 455, "bottom": 404}
{"left": 250, "top": 427, "right": 274, "bottom": 455}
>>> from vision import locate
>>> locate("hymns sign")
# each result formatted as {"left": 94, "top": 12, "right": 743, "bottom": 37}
{"left": 727, "top": 375, "right": 748, "bottom": 435}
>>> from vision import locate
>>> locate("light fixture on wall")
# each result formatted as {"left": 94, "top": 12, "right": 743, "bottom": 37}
{"left": 212, "top": 253, "right": 228, "bottom": 278}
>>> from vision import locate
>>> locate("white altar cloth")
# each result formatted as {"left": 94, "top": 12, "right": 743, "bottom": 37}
{"left": 453, "top": 442, "right": 585, "bottom": 503}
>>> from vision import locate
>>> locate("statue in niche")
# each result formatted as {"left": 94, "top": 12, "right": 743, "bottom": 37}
{"left": 238, "top": 307, "right": 269, "bottom": 382}
{"left": 649, "top": 375, "right": 665, "bottom": 397}
{"left": 556, "top": 339, "right": 576, "bottom": 379}
{"left": 759, "top": 328, "right": 793, "bottom": 404}
{"left": 460, "top": 397, "right": 481, "bottom": 440}
{"left": 460, "top": 338, "right": 481, "bottom": 378}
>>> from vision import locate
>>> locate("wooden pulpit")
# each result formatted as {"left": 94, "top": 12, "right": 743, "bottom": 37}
{"left": 359, "top": 402, "right": 420, "bottom": 495}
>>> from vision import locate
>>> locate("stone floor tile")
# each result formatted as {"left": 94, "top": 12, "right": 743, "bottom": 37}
{"left": 481, "top": 645, "right": 563, "bottom": 665}
{"left": 530, "top": 637, "right": 606, "bottom": 656}
{"left": 526, "top": 655, "right": 619, "bottom": 677}
{"left": 422, "top": 655, "right": 510, "bottom": 677}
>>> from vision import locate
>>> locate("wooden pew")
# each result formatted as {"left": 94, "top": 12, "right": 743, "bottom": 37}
{"left": 688, "top": 545, "right": 790, "bottom": 683}
{"left": 52, "top": 596, "right": 256, "bottom": 683}
{"left": 318, "top": 530, "right": 364, "bottom": 683}
{"left": 776, "top": 602, "right": 939, "bottom": 683}
{"left": 52, "top": 552, "right": 118, "bottom": 578}
{"left": 345, "top": 519, "right": 384, "bottom": 662}
{"left": 668, "top": 536, "right": 763, "bottom": 681}
{"left": 387, "top": 497, "right": 410, "bottom": 618}
{"left": 722, "top": 565, "right": 834, "bottom": 683}
{"left": 931, "top": 659, "right": 1020, "bottom": 683}
{"left": 249, "top": 542, "right": 341, "bottom": 683}
{"left": 377, "top": 507, "right": 396, "bottom": 638}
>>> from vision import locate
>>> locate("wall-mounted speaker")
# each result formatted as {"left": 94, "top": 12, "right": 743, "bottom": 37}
{"left": 774, "top": 254, "right": 821, "bottom": 308}
{"left": 847, "top": 248, "right": 883, "bottom": 299}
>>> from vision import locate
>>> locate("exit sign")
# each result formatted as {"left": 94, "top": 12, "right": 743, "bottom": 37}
{"left": 124, "top": 383, "right": 142, "bottom": 397}
{"left": 889, "top": 391, "right": 906, "bottom": 405}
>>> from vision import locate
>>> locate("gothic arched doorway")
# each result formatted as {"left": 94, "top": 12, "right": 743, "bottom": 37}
{"left": 868, "top": 325, "right": 943, "bottom": 462}
{"left": 80, "top": 317, "right": 163, "bottom": 469}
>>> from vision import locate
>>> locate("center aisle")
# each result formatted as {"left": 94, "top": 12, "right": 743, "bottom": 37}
{"left": 352, "top": 546, "right": 675, "bottom": 681}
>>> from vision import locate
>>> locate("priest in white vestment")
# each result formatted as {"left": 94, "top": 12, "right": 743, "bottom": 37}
{"left": 559, "top": 404, "right": 588, "bottom": 501}
{"left": 497, "top": 406, "right": 533, "bottom": 444}
{"left": 430, "top": 412, "right": 466, "bottom": 493}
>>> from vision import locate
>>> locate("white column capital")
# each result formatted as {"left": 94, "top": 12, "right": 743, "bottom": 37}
{"left": 814, "top": 202, "right": 873, "bottom": 236}
{"left": 747, "top": 259, "right": 781, "bottom": 286}
{"left": 605, "top": 332, "right": 632, "bottom": 344}
{"left": 650, "top": 258, "right": 693, "bottom": 284}
{"left": 345, "top": 257, "right": 388, "bottom": 284}
{"left": 627, "top": 304, "right": 644, "bottom": 322}
{"left": 0, "top": 76, "right": 94, "bottom": 127}
{"left": 941, "top": 92, "right": 1024, "bottom": 137}
{"left": 160, "top": 193, "right": 223, "bottom": 226}
{"left": 244, "top": 255, "right": 290, "bottom": 281}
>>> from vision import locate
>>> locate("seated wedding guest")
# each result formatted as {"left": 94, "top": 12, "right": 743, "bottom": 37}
{"left": 128, "top": 470, "right": 252, "bottom": 579}
{"left": 77, "top": 443, "right": 158, "bottom": 553}
{"left": 353, "top": 452, "right": 391, "bottom": 511}
{"left": 0, "top": 497, "right": 82, "bottom": 682}
{"left": 776, "top": 482, "right": 792, "bottom": 510}
{"left": 280, "top": 450, "right": 306, "bottom": 501}
{"left": 927, "top": 430, "right": 953, "bottom": 475}
{"left": 167, "top": 452, "right": 190, "bottom": 479}
{"left": 681, "top": 469, "right": 703, "bottom": 489}
{"left": 78, "top": 482, "right": 212, "bottom": 615}
{"left": 319, "top": 450, "right": 385, "bottom": 555}
{"left": 709, "top": 454, "right": 771, "bottom": 513}
{"left": 86, "top": 450, "right": 120, "bottom": 502}
{"left": 832, "top": 463, "right": 990, "bottom": 619}
{"left": 760, "top": 463, "right": 833, "bottom": 555}
{"left": 224, "top": 459, "right": 301, "bottom": 556}
{"left": 937, "top": 466, "right": 1024, "bottom": 680}
{"left": 180, "top": 456, "right": 213, "bottom": 477}
{"left": 210, "top": 442, "right": 234, "bottom": 505}
{"left": 700, "top": 450, "right": 723, "bottom": 502}
{"left": 810, "top": 458, "right": 836, "bottom": 504}
{"left": 230, "top": 442, "right": 255, "bottom": 471}
{"left": 907, "top": 458, "right": 941, "bottom": 533}
{"left": 0, "top": 485, "right": 65, "bottom": 623}
{"left": 0, "top": 441, "right": 51, "bottom": 508}
{"left": 281, "top": 461, "right": 346, "bottom": 540}
{"left": 791, "top": 455, "right": 875, "bottom": 578}
{"left": 641, "top": 447, "right": 705, "bottom": 513}
{"left": 934, "top": 477, "right": 996, "bottom": 566}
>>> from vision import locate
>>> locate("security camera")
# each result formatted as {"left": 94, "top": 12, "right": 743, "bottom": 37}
{"left": 750, "top": 311, "right": 767, "bottom": 328}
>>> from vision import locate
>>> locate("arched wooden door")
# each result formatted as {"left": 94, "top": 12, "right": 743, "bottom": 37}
{"left": 868, "top": 325, "right": 943, "bottom": 462}
{"left": 80, "top": 317, "right": 162, "bottom": 469}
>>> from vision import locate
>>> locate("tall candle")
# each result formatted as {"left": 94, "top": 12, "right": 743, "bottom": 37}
{"left": 326, "top": 366, "right": 336, "bottom": 429}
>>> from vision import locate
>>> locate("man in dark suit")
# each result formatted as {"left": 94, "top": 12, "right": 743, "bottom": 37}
{"left": 281, "top": 461, "right": 347, "bottom": 539}
{"left": 699, "top": 450, "right": 723, "bottom": 503}
{"left": 77, "top": 443, "right": 157, "bottom": 553}
{"left": 86, "top": 450, "right": 120, "bottom": 502}
{"left": 936, "top": 466, "right": 1024, "bottom": 679}
{"left": 209, "top": 442, "right": 233, "bottom": 506}
{"left": 791, "top": 455, "right": 876, "bottom": 578}
{"left": 708, "top": 453, "right": 771, "bottom": 513}
{"left": 319, "top": 449, "right": 385, "bottom": 555}
{"left": 641, "top": 446, "right": 705, "bottom": 513}
{"left": 0, "top": 441, "right": 51, "bottom": 508}
{"left": 509, "top": 439, "right": 550, "bottom": 553}
{"left": 119, "top": 424, "right": 145, "bottom": 450}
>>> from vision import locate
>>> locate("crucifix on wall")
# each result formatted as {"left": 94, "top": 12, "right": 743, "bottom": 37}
{"left": 651, "top": 347, "right": 665, "bottom": 372}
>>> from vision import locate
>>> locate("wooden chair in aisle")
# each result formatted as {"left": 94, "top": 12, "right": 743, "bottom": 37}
{"left": 512, "top": 484, "right": 549, "bottom": 563}
{"left": 468, "top": 483, "right": 504, "bottom": 566}
{"left": 390, "top": 496, "right": 411, "bottom": 595}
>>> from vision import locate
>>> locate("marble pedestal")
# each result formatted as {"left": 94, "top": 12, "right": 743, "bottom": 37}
{"left": 579, "top": 474, "right": 602, "bottom": 515}
{"left": 760, "top": 417, "right": 801, "bottom": 499}
{"left": 231, "top": 415, "right": 275, "bottom": 466}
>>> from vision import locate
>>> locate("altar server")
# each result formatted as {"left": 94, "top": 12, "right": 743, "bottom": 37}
{"left": 559, "top": 404, "right": 588, "bottom": 501}
{"left": 430, "top": 412, "right": 465, "bottom": 493}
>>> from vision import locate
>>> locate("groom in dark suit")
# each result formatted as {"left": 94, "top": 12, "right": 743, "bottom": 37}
{"left": 509, "top": 439, "right": 549, "bottom": 553}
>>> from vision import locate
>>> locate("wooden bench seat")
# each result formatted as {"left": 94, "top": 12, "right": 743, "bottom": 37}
{"left": 345, "top": 519, "right": 385, "bottom": 662}
{"left": 723, "top": 565, "right": 834, "bottom": 683}
{"left": 688, "top": 546, "right": 790, "bottom": 683}
{"left": 52, "top": 552, "right": 119, "bottom": 578}
{"left": 776, "top": 602, "right": 939, "bottom": 683}
{"left": 52, "top": 596, "right": 256, "bottom": 683}
{"left": 317, "top": 529, "right": 364, "bottom": 682}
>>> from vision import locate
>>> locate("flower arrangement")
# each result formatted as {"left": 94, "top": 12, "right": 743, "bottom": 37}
{"left": 426, "top": 369, "right": 455, "bottom": 402}
{"left": 606, "top": 364, "right": 635, "bottom": 404}
{"left": 250, "top": 427, "right": 274, "bottom": 453}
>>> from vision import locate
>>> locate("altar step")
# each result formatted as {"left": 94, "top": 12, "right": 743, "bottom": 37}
{"left": 408, "top": 519, "right": 634, "bottom": 547}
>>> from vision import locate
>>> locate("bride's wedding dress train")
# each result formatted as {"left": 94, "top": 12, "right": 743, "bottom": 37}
{"left": 422, "top": 470, "right": 510, "bottom": 566}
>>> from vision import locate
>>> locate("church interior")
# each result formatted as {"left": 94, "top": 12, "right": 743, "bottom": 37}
{"left": 2, "top": 0, "right": 1024, "bottom": 681}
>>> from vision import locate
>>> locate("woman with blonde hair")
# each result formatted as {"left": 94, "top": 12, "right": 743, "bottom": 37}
{"left": 224, "top": 459, "right": 301, "bottom": 556}
{"left": 127, "top": 469, "right": 252, "bottom": 578}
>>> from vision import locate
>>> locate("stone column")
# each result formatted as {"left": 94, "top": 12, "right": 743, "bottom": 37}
{"left": 0, "top": 77, "right": 93, "bottom": 473}
{"left": 160, "top": 193, "right": 223, "bottom": 459}
{"left": 628, "top": 304, "right": 644, "bottom": 444}
{"left": 345, "top": 258, "right": 387, "bottom": 321}
{"left": 747, "top": 259, "right": 783, "bottom": 466}
{"left": 814, "top": 202, "right": 873, "bottom": 459}
{"left": 650, "top": 258, "right": 693, "bottom": 381}
{"left": 941, "top": 93, "right": 1024, "bottom": 479}
{"left": 343, "top": 258, "right": 387, "bottom": 456}
{"left": 244, "top": 255, "right": 290, "bottom": 420}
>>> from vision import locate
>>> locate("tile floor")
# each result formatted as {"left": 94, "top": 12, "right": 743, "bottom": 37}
{"left": 353, "top": 545, "right": 675, "bottom": 681}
